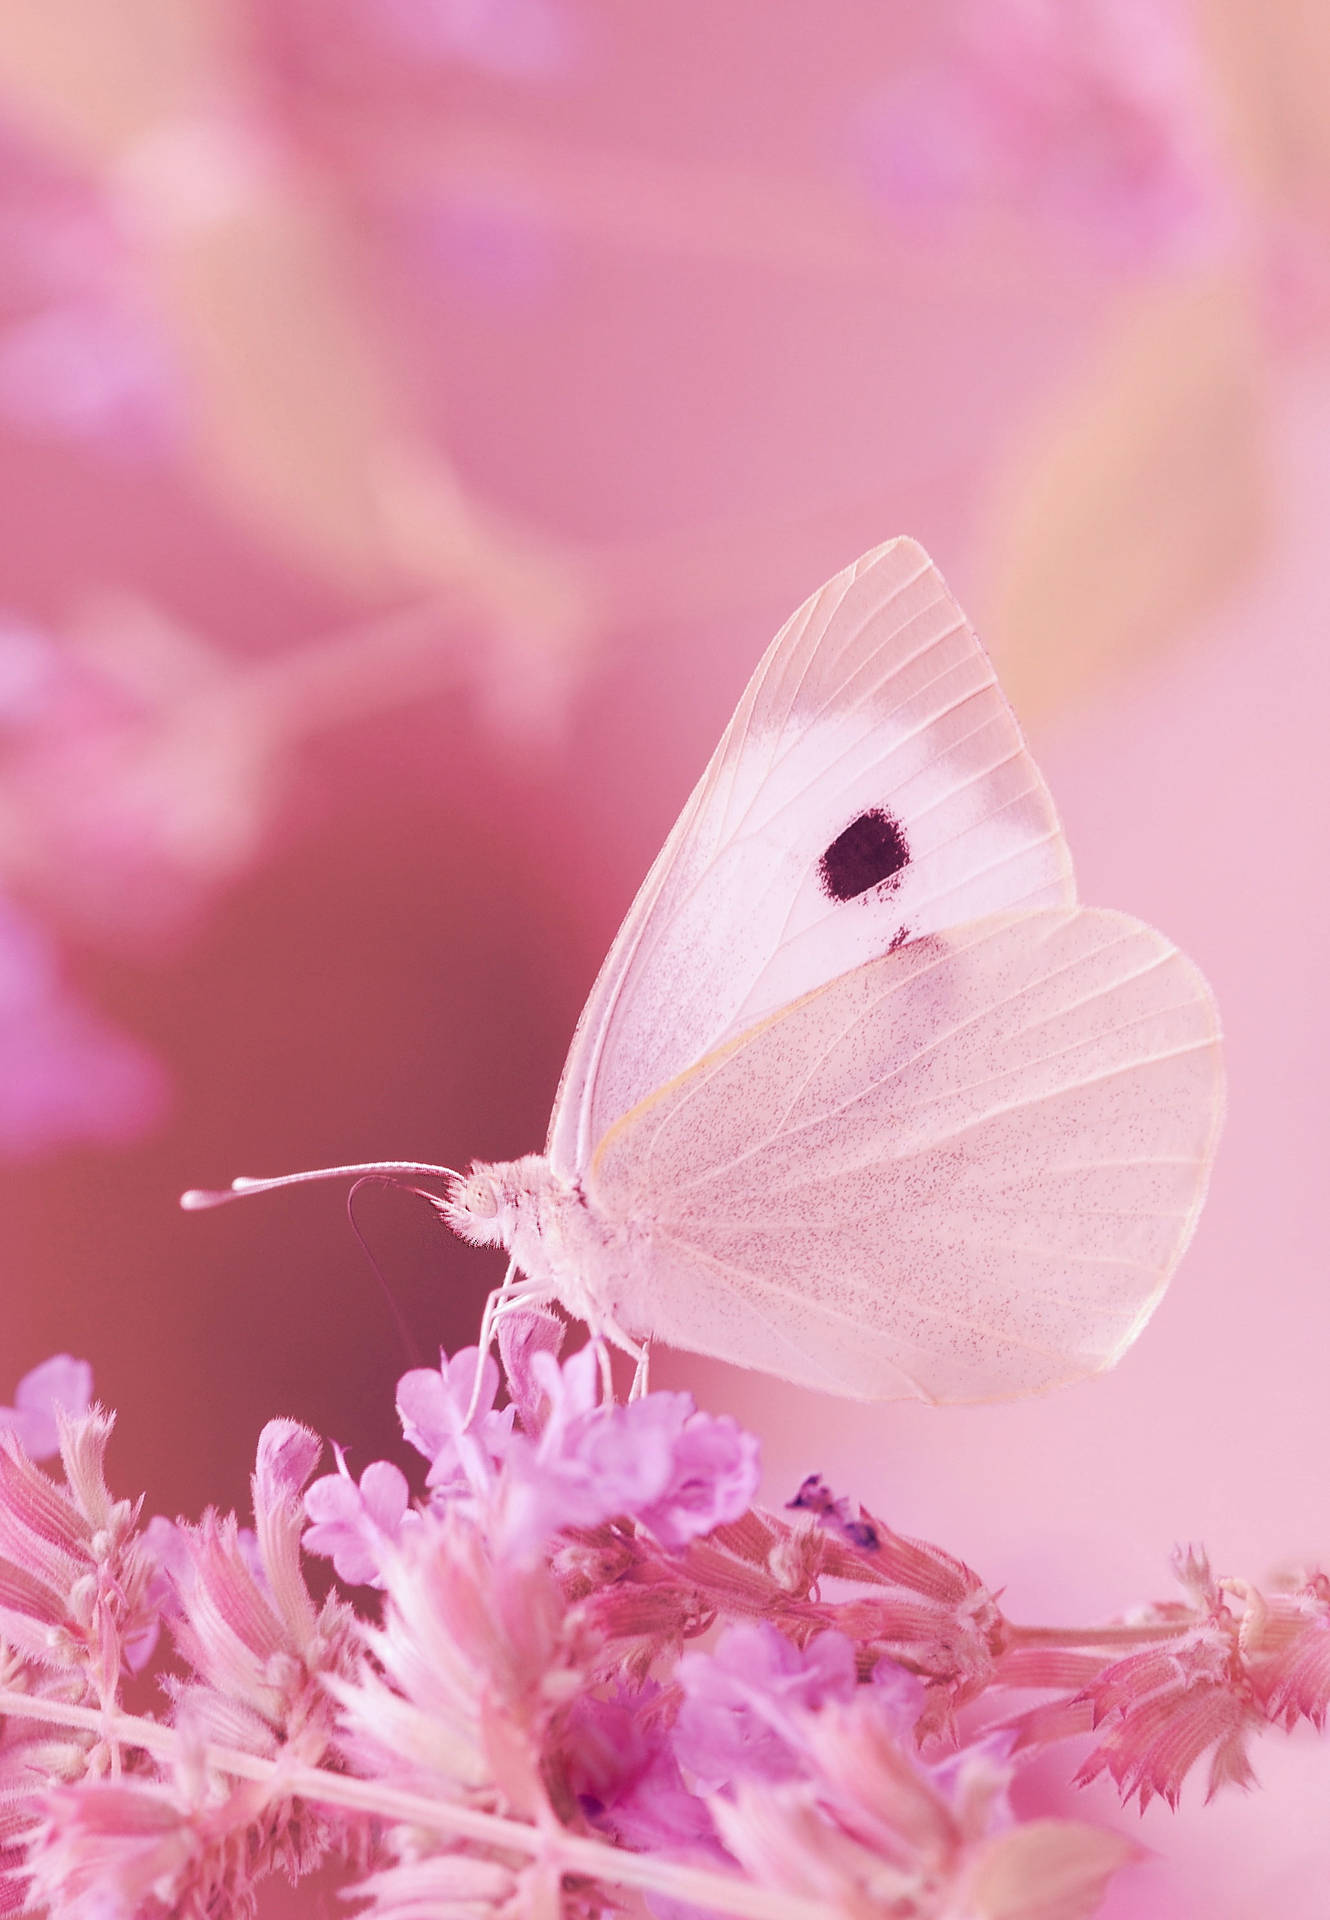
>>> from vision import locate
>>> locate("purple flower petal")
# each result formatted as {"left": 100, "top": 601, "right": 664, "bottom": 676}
{"left": 674, "top": 1622, "right": 858, "bottom": 1791}
{"left": 636, "top": 1410, "right": 760, "bottom": 1552}
{"left": 496, "top": 1307, "right": 565, "bottom": 1433}
{"left": 397, "top": 1346, "right": 512, "bottom": 1500}
{"left": 0, "top": 1353, "right": 94, "bottom": 1459}
{"left": 303, "top": 1451, "right": 414, "bottom": 1587}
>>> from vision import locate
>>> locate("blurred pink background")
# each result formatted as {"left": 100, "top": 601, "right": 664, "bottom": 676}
{"left": 1, "top": 3, "right": 1328, "bottom": 1913}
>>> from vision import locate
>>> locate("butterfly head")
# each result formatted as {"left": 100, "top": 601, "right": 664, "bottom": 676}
{"left": 441, "top": 1155, "right": 545, "bottom": 1252}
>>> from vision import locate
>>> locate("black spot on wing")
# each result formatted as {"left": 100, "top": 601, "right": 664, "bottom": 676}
{"left": 818, "top": 808, "right": 909, "bottom": 902}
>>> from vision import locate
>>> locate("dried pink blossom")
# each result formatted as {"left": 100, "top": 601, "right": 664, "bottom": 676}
{"left": 26, "top": 1775, "right": 206, "bottom": 1920}
{"left": 346, "top": 1847, "right": 523, "bottom": 1920}
{"left": 0, "top": 1383, "right": 164, "bottom": 1908}
{"left": 166, "top": 1421, "right": 360, "bottom": 1767}
{"left": 1073, "top": 1614, "right": 1260, "bottom": 1810}
{"left": 706, "top": 1691, "right": 1006, "bottom": 1917}
{"left": 1250, "top": 1573, "right": 1330, "bottom": 1730}
{"left": 333, "top": 1505, "right": 573, "bottom": 1813}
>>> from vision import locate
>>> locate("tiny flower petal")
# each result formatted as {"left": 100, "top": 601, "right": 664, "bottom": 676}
{"left": 396, "top": 1348, "right": 512, "bottom": 1500}
{"left": 636, "top": 1410, "right": 760, "bottom": 1551}
{"left": 0, "top": 1354, "right": 93, "bottom": 1461}
{"left": 304, "top": 1453, "right": 414, "bottom": 1587}
{"left": 674, "top": 1622, "right": 857, "bottom": 1791}
{"left": 496, "top": 1307, "right": 566, "bottom": 1433}
{"left": 559, "top": 1687, "right": 720, "bottom": 1858}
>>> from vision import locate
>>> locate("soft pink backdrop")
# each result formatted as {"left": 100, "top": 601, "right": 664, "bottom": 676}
{"left": 1, "top": 4, "right": 1327, "bottom": 1913}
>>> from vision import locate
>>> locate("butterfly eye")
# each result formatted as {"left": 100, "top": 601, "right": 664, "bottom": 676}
{"left": 466, "top": 1174, "right": 500, "bottom": 1219}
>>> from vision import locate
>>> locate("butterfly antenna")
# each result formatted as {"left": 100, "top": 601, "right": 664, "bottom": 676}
{"left": 180, "top": 1161, "right": 463, "bottom": 1211}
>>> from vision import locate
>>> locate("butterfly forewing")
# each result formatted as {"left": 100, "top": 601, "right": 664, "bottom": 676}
{"left": 548, "top": 538, "right": 1075, "bottom": 1179}
{"left": 585, "top": 908, "right": 1223, "bottom": 1402}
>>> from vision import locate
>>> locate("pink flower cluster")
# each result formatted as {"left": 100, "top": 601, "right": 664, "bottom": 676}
{"left": 0, "top": 1335, "right": 1326, "bottom": 1917}
{"left": 860, "top": 0, "right": 1229, "bottom": 264}
{"left": 306, "top": 1322, "right": 760, "bottom": 1582}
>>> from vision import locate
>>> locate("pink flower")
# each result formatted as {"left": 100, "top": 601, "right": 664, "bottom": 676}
{"left": 0, "top": 1355, "right": 93, "bottom": 1460}
{"left": 303, "top": 1450, "right": 417, "bottom": 1586}
{"left": 333, "top": 1507, "right": 573, "bottom": 1813}
{"left": 0, "top": 1400, "right": 167, "bottom": 1908}
{"left": 635, "top": 1405, "right": 760, "bottom": 1552}
{"left": 500, "top": 1348, "right": 760, "bottom": 1560}
{"left": 341, "top": 1849, "right": 524, "bottom": 1920}
{"left": 166, "top": 1421, "right": 360, "bottom": 1766}
{"left": 498, "top": 1369, "right": 671, "bottom": 1558}
{"left": 559, "top": 1687, "right": 720, "bottom": 1858}
{"left": 673, "top": 1623, "right": 858, "bottom": 1792}
{"left": 496, "top": 1306, "right": 566, "bottom": 1432}
{"left": 396, "top": 1346, "right": 514, "bottom": 1500}
{"left": 29, "top": 1750, "right": 358, "bottom": 1920}
{"left": 705, "top": 1693, "right": 1020, "bottom": 1915}
{"left": 0, "top": 1330, "right": 1197, "bottom": 1919}
{"left": 26, "top": 1776, "right": 205, "bottom": 1920}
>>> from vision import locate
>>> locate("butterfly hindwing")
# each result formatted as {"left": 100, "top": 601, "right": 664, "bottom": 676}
{"left": 586, "top": 908, "right": 1223, "bottom": 1402}
{"left": 548, "top": 538, "right": 1075, "bottom": 1178}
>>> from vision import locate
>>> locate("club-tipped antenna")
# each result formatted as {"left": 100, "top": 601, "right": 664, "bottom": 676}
{"left": 180, "top": 1161, "right": 463, "bottom": 1211}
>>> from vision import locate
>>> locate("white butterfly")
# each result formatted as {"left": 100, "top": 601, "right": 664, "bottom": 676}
{"left": 186, "top": 539, "right": 1224, "bottom": 1403}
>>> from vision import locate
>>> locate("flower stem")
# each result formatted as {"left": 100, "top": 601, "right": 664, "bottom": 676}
{"left": 1008, "top": 1621, "right": 1190, "bottom": 1649}
{"left": 0, "top": 1690, "right": 823, "bottom": 1920}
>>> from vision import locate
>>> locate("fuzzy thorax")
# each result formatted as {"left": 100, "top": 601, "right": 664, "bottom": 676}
{"left": 441, "top": 1153, "right": 625, "bottom": 1334}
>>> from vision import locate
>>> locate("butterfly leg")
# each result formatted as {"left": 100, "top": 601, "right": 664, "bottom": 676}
{"left": 591, "top": 1317, "right": 649, "bottom": 1401}
{"left": 473, "top": 1258, "right": 518, "bottom": 1375}
{"left": 466, "top": 1263, "right": 552, "bottom": 1426}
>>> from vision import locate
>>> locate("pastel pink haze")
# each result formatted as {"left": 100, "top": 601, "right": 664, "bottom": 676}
{"left": 0, "top": 2, "right": 1326, "bottom": 1915}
